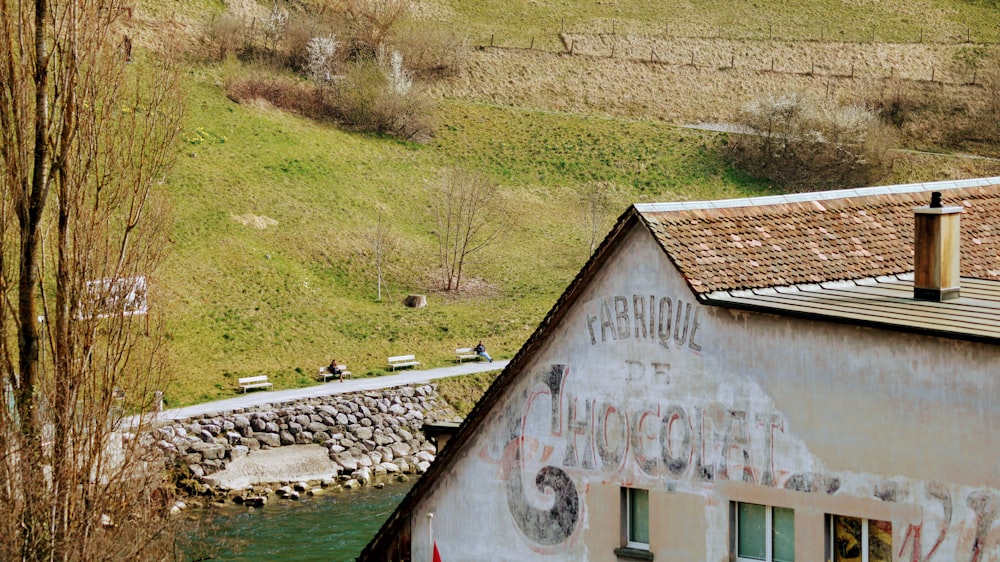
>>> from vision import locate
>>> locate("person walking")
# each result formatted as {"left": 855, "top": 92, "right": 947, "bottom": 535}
{"left": 474, "top": 340, "right": 493, "bottom": 363}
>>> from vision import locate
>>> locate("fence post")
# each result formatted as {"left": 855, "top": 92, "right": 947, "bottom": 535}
{"left": 611, "top": 43, "right": 615, "bottom": 58}
{"left": 931, "top": 66, "right": 935, "bottom": 82}
{"left": 851, "top": 64, "right": 854, "bottom": 78}
{"left": 561, "top": 17, "right": 564, "bottom": 33}
{"left": 771, "top": 58, "right": 774, "bottom": 72}
{"left": 691, "top": 51, "right": 695, "bottom": 66}
{"left": 530, "top": 37, "right": 534, "bottom": 50}
{"left": 490, "top": 33, "right": 494, "bottom": 47}
{"left": 570, "top": 39, "right": 575, "bottom": 54}
{"left": 731, "top": 54, "right": 734, "bottom": 68}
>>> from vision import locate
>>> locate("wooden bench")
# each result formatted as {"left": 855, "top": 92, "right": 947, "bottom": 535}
{"left": 318, "top": 365, "right": 352, "bottom": 381}
{"left": 455, "top": 347, "right": 479, "bottom": 362}
{"left": 237, "top": 375, "right": 273, "bottom": 393}
{"left": 387, "top": 354, "right": 420, "bottom": 371}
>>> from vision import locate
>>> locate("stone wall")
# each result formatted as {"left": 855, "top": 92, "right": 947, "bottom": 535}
{"left": 155, "top": 384, "right": 451, "bottom": 496}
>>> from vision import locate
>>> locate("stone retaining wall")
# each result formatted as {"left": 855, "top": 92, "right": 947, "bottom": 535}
{"left": 155, "top": 384, "right": 452, "bottom": 498}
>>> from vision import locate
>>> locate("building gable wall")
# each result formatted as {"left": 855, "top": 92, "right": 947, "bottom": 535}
{"left": 411, "top": 223, "right": 1000, "bottom": 562}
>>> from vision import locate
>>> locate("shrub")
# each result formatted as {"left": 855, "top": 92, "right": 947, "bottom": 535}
{"left": 206, "top": 10, "right": 249, "bottom": 61}
{"left": 328, "top": 54, "right": 430, "bottom": 140}
{"left": 725, "top": 93, "right": 894, "bottom": 191}
{"left": 306, "top": 34, "right": 341, "bottom": 83}
{"left": 393, "top": 22, "right": 469, "bottom": 78}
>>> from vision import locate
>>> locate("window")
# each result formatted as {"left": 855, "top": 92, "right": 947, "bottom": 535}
{"left": 614, "top": 488, "right": 653, "bottom": 561}
{"left": 826, "top": 515, "right": 892, "bottom": 562}
{"left": 733, "top": 502, "right": 794, "bottom": 562}
{"left": 624, "top": 488, "right": 650, "bottom": 549}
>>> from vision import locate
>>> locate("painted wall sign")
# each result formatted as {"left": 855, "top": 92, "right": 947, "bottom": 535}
{"left": 479, "top": 363, "right": 1000, "bottom": 560}
{"left": 584, "top": 294, "right": 704, "bottom": 351}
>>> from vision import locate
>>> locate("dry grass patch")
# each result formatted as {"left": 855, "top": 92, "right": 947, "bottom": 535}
{"left": 232, "top": 213, "right": 279, "bottom": 229}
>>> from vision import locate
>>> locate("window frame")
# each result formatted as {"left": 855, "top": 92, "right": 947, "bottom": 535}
{"left": 623, "top": 487, "right": 650, "bottom": 550}
{"left": 732, "top": 501, "right": 794, "bottom": 562}
{"left": 825, "top": 514, "right": 892, "bottom": 562}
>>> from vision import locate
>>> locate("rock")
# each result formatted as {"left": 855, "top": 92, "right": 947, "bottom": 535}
{"left": 354, "top": 427, "right": 374, "bottom": 440}
{"left": 256, "top": 433, "right": 281, "bottom": 448}
{"left": 353, "top": 467, "right": 372, "bottom": 486}
{"left": 380, "top": 462, "right": 402, "bottom": 473}
{"left": 403, "top": 294, "right": 426, "bottom": 308}
{"left": 276, "top": 486, "right": 292, "bottom": 497}
{"left": 245, "top": 495, "right": 267, "bottom": 507}
{"left": 416, "top": 451, "right": 435, "bottom": 463}
{"left": 308, "top": 488, "right": 325, "bottom": 496}
{"left": 307, "top": 422, "right": 328, "bottom": 434}
{"left": 189, "top": 442, "right": 226, "bottom": 461}
{"left": 399, "top": 387, "right": 415, "bottom": 398}
{"left": 231, "top": 445, "right": 250, "bottom": 460}
{"left": 342, "top": 479, "right": 360, "bottom": 490}
{"left": 279, "top": 431, "right": 295, "bottom": 445}
{"left": 293, "top": 481, "right": 308, "bottom": 492}
{"left": 417, "top": 461, "right": 431, "bottom": 473}
{"left": 388, "top": 442, "right": 410, "bottom": 458}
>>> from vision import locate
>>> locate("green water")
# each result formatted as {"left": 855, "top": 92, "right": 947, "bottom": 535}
{"left": 185, "top": 480, "right": 414, "bottom": 562}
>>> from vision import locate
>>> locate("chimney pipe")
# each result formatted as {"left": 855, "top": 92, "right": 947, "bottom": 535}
{"left": 913, "top": 191, "right": 961, "bottom": 301}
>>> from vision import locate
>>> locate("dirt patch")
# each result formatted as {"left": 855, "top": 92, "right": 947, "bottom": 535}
{"left": 232, "top": 213, "right": 279, "bottom": 229}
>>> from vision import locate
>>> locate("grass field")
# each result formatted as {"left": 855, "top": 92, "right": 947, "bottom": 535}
{"left": 141, "top": 0, "right": 1000, "bottom": 405}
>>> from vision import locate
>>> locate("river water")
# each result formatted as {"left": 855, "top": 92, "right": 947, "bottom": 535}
{"left": 185, "top": 480, "right": 414, "bottom": 562}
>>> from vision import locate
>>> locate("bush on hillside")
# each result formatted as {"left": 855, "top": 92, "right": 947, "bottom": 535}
{"left": 393, "top": 22, "right": 469, "bottom": 78}
{"left": 206, "top": 10, "right": 250, "bottom": 61}
{"left": 329, "top": 53, "right": 430, "bottom": 140}
{"left": 724, "top": 92, "right": 894, "bottom": 191}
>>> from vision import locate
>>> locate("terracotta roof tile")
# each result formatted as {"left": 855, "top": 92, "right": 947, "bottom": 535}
{"left": 639, "top": 182, "right": 1000, "bottom": 294}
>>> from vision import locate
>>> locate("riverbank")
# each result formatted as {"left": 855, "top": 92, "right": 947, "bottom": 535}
{"left": 156, "top": 362, "right": 505, "bottom": 510}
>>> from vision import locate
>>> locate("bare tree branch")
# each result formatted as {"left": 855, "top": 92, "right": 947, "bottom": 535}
{"left": 428, "top": 167, "right": 506, "bottom": 292}
{"left": 0, "top": 1, "right": 183, "bottom": 559}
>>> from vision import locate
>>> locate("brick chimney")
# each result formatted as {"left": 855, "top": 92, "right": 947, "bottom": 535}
{"left": 913, "top": 191, "right": 961, "bottom": 301}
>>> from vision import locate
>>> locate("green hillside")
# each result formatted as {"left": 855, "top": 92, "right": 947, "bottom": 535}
{"left": 153, "top": 0, "right": 1000, "bottom": 405}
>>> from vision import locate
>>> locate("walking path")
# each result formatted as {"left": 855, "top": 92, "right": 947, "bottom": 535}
{"left": 156, "top": 360, "right": 508, "bottom": 423}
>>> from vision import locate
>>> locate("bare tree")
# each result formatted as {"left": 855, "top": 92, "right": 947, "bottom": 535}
{"left": 341, "top": 0, "right": 408, "bottom": 57}
{"left": 577, "top": 181, "right": 621, "bottom": 257}
{"left": 428, "top": 168, "right": 506, "bottom": 292}
{"left": 0, "top": 1, "right": 182, "bottom": 560}
{"left": 364, "top": 207, "right": 399, "bottom": 302}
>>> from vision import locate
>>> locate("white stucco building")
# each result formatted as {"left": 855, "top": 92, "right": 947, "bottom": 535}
{"left": 361, "top": 177, "right": 1000, "bottom": 562}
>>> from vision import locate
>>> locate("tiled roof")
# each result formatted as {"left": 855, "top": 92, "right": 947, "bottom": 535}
{"left": 637, "top": 178, "right": 1000, "bottom": 294}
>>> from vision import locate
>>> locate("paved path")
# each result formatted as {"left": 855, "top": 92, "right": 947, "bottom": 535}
{"left": 156, "top": 360, "right": 508, "bottom": 422}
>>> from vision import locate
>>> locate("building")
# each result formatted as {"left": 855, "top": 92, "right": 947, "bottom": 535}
{"left": 361, "top": 177, "right": 1000, "bottom": 562}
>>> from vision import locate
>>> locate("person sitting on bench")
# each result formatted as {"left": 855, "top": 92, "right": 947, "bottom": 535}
{"left": 328, "top": 359, "right": 345, "bottom": 382}
{"left": 474, "top": 341, "right": 493, "bottom": 363}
